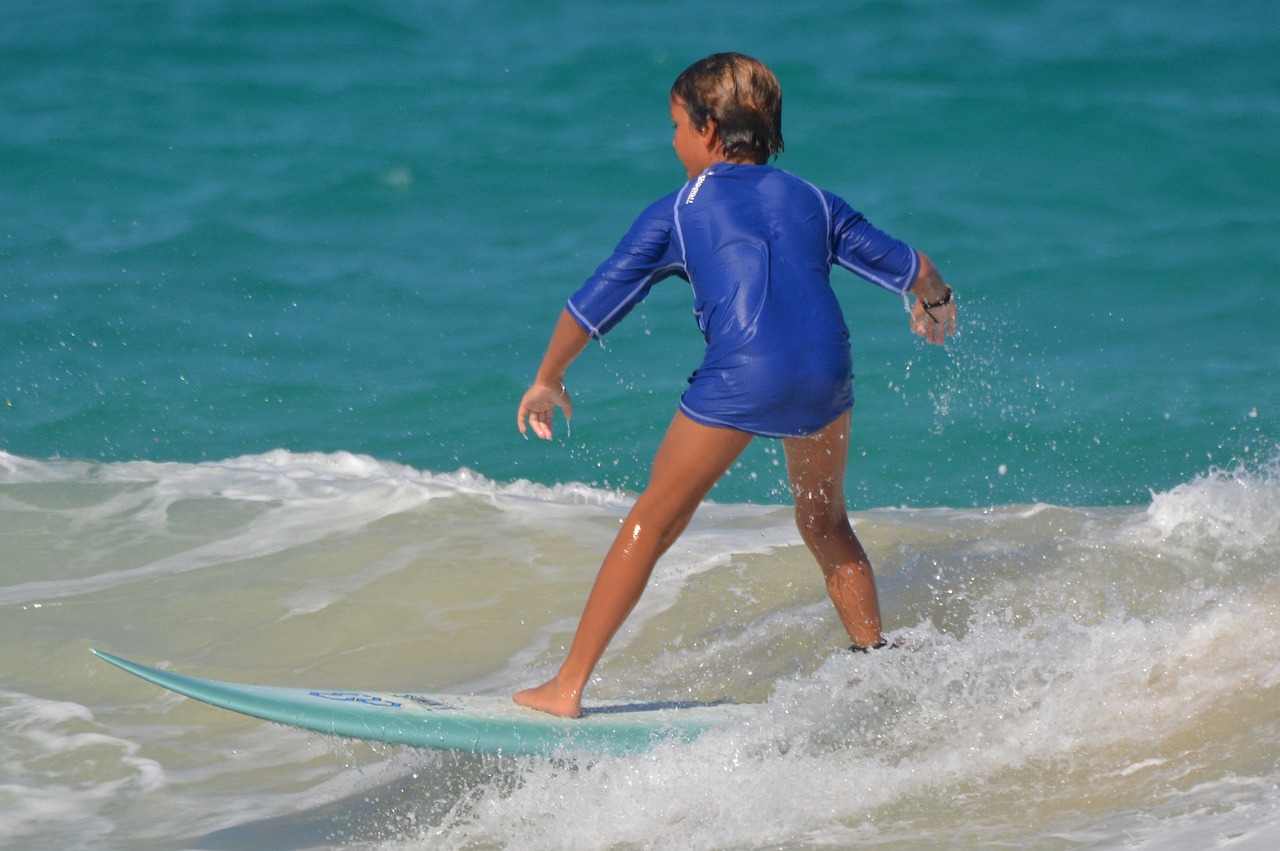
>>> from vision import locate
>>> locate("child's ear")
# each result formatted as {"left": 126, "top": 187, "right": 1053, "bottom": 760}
{"left": 699, "top": 118, "right": 720, "bottom": 152}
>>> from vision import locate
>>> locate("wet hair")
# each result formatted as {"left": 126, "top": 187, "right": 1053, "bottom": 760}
{"left": 670, "top": 52, "right": 784, "bottom": 164}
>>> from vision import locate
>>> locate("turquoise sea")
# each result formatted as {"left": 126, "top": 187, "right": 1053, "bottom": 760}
{"left": 2, "top": 1, "right": 1278, "bottom": 848}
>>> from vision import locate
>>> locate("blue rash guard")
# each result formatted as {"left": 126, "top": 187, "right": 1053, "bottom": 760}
{"left": 566, "top": 163, "right": 920, "bottom": 438}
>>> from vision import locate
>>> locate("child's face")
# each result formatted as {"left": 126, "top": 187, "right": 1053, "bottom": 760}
{"left": 670, "top": 97, "right": 721, "bottom": 179}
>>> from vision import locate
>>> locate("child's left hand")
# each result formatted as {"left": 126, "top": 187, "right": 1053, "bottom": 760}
{"left": 518, "top": 382, "right": 573, "bottom": 440}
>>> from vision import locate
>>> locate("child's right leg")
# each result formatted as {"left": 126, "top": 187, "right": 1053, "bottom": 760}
{"left": 782, "top": 411, "right": 885, "bottom": 650}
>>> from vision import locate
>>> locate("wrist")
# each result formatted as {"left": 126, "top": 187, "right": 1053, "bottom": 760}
{"left": 919, "top": 286, "right": 952, "bottom": 310}
{"left": 534, "top": 377, "right": 567, "bottom": 394}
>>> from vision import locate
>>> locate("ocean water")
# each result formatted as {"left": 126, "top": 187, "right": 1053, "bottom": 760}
{"left": 2, "top": 1, "right": 1278, "bottom": 848}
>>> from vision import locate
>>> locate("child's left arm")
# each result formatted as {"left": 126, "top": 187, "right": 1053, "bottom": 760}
{"left": 518, "top": 308, "right": 591, "bottom": 440}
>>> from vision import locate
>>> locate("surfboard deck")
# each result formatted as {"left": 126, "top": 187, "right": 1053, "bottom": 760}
{"left": 92, "top": 650, "right": 746, "bottom": 756}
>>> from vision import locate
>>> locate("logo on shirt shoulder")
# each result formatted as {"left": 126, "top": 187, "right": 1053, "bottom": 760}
{"left": 685, "top": 171, "right": 711, "bottom": 204}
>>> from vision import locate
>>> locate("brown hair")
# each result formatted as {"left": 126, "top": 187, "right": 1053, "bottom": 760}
{"left": 670, "top": 53, "right": 784, "bottom": 164}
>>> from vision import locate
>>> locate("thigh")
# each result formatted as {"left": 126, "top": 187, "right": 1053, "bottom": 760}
{"left": 637, "top": 411, "right": 754, "bottom": 521}
{"left": 782, "top": 411, "right": 852, "bottom": 513}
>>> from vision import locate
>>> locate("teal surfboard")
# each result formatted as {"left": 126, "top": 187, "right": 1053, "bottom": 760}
{"left": 92, "top": 650, "right": 745, "bottom": 756}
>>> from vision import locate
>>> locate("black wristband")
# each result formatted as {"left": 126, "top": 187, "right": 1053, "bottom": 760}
{"left": 920, "top": 286, "right": 952, "bottom": 310}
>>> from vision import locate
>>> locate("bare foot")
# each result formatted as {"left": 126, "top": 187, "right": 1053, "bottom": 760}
{"left": 513, "top": 677, "right": 583, "bottom": 719}
{"left": 848, "top": 638, "right": 894, "bottom": 653}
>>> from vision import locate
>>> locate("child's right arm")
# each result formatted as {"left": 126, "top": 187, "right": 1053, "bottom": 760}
{"left": 517, "top": 308, "right": 591, "bottom": 440}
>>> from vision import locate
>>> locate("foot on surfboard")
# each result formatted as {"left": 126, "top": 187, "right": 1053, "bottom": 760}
{"left": 513, "top": 678, "right": 584, "bottom": 719}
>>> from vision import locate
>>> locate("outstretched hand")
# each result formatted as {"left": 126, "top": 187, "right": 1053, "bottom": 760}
{"left": 517, "top": 382, "right": 573, "bottom": 440}
{"left": 910, "top": 298, "right": 957, "bottom": 345}
{"left": 907, "top": 253, "right": 957, "bottom": 345}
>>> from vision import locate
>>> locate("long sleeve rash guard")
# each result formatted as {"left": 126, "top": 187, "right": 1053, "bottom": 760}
{"left": 567, "top": 163, "right": 919, "bottom": 437}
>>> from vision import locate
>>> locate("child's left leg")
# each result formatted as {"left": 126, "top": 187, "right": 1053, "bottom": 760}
{"left": 514, "top": 411, "right": 752, "bottom": 717}
{"left": 782, "top": 412, "right": 885, "bottom": 649}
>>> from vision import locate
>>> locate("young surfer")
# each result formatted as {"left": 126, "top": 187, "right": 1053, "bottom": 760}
{"left": 515, "top": 53, "right": 957, "bottom": 718}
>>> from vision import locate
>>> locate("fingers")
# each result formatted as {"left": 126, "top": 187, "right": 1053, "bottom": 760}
{"left": 526, "top": 408, "right": 554, "bottom": 440}
{"left": 911, "top": 301, "right": 957, "bottom": 345}
{"left": 518, "top": 401, "right": 554, "bottom": 440}
{"left": 517, "top": 384, "right": 570, "bottom": 440}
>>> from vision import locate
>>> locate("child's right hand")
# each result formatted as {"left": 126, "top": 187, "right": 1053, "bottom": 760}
{"left": 911, "top": 296, "right": 957, "bottom": 344}
{"left": 907, "top": 253, "right": 957, "bottom": 345}
{"left": 517, "top": 382, "right": 573, "bottom": 440}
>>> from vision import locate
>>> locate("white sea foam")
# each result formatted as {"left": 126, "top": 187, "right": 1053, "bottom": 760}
{"left": 1139, "top": 457, "right": 1280, "bottom": 565}
{"left": 0, "top": 450, "right": 635, "bottom": 608}
{"left": 3, "top": 451, "right": 1279, "bottom": 849}
{"left": 388, "top": 563, "right": 1280, "bottom": 850}
{"left": 0, "top": 690, "right": 165, "bottom": 848}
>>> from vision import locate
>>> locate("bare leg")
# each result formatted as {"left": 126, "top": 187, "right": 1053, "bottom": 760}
{"left": 514, "top": 412, "right": 752, "bottom": 717}
{"left": 782, "top": 411, "right": 884, "bottom": 649}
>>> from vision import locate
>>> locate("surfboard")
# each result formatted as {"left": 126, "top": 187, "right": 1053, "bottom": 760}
{"left": 92, "top": 650, "right": 746, "bottom": 756}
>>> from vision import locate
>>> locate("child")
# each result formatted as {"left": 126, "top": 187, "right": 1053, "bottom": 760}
{"left": 515, "top": 53, "right": 957, "bottom": 718}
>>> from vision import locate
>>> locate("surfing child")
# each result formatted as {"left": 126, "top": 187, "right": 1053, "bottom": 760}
{"left": 515, "top": 53, "right": 957, "bottom": 718}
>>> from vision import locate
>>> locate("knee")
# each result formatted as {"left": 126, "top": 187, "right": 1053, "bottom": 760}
{"left": 792, "top": 496, "right": 849, "bottom": 544}
{"left": 627, "top": 494, "right": 698, "bottom": 556}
